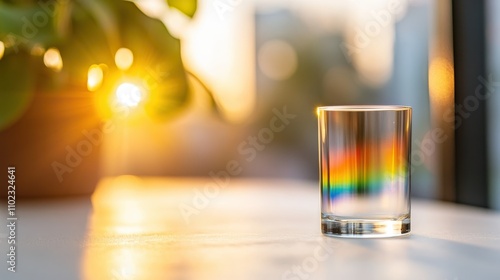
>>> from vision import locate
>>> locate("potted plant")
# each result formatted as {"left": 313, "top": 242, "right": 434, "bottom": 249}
{"left": 0, "top": 0, "right": 213, "bottom": 196}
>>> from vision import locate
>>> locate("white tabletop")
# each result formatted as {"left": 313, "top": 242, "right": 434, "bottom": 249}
{"left": 1, "top": 177, "right": 500, "bottom": 280}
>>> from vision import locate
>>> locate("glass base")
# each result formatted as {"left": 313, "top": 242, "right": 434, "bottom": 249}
{"left": 321, "top": 215, "right": 410, "bottom": 238}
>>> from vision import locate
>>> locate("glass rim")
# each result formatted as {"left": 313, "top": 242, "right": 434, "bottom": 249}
{"left": 317, "top": 105, "right": 411, "bottom": 112}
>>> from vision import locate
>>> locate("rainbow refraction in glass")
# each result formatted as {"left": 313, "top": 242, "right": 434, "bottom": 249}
{"left": 320, "top": 136, "right": 409, "bottom": 201}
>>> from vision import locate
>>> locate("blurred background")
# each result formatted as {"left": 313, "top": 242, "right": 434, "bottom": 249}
{"left": 111, "top": 0, "right": 434, "bottom": 185}
{"left": 1, "top": 0, "right": 499, "bottom": 208}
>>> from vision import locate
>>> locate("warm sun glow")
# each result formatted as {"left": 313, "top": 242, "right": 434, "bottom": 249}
{"left": 0, "top": 41, "right": 4, "bottom": 60}
{"left": 87, "top": 64, "right": 104, "bottom": 92}
{"left": 43, "top": 48, "right": 63, "bottom": 72}
{"left": 115, "top": 82, "right": 144, "bottom": 107}
{"left": 115, "top": 47, "right": 134, "bottom": 71}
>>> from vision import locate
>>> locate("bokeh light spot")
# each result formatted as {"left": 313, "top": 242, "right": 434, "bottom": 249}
{"left": 0, "top": 41, "right": 5, "bottom": 60}
{"left": 429, "top": 57, "right": 454, "bottom": 104}
{"left": 43, "top": 48, "right": 63, "bottom": 72}
{"left": 87, "top": 64, "right": 104, "bottom": 92}
{"left": 115, "top": 48, "right": 134, "bottom": 71}
{"left": 258, "top": 40, "right": 298, "bottom": 81}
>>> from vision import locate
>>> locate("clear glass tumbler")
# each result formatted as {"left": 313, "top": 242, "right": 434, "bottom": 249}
{"left": 318, "top": 106, "right": 411, "bottom": 237}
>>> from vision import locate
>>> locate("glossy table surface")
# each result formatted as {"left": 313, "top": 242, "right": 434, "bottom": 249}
{"left": 1, "top": 177, "right": 500, "bottom": 280}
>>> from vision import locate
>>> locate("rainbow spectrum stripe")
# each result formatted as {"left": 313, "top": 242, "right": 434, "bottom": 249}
{"left": 320, "top": 136, "right": 409, "bottom": 201}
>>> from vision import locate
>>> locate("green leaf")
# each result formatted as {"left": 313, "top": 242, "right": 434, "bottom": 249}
{"left": 166, "top": 0, "right": 197, "bottom": 18}
{"left": 0, "top": 52, "right": 36, "bottom": 130}
{"left": 0, "top": 3, "right": 59, "bottom": 50}
{"left": 57, "top": 0, "right": 115, "bottom": 88}
{"left": 53, "top": 0, "right": 73, "bottom": 38}
{"left": 77, "top": 0, "right": 119, "bottom": 50}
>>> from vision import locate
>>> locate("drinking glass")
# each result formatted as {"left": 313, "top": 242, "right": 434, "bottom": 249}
{"left": 318, "top": 105, "right": 411, "bottom": 237}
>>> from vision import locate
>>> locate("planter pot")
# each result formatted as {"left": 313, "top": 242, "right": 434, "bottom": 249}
{"left": 0, "top": 90, "right": 101, "bottom": 197}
